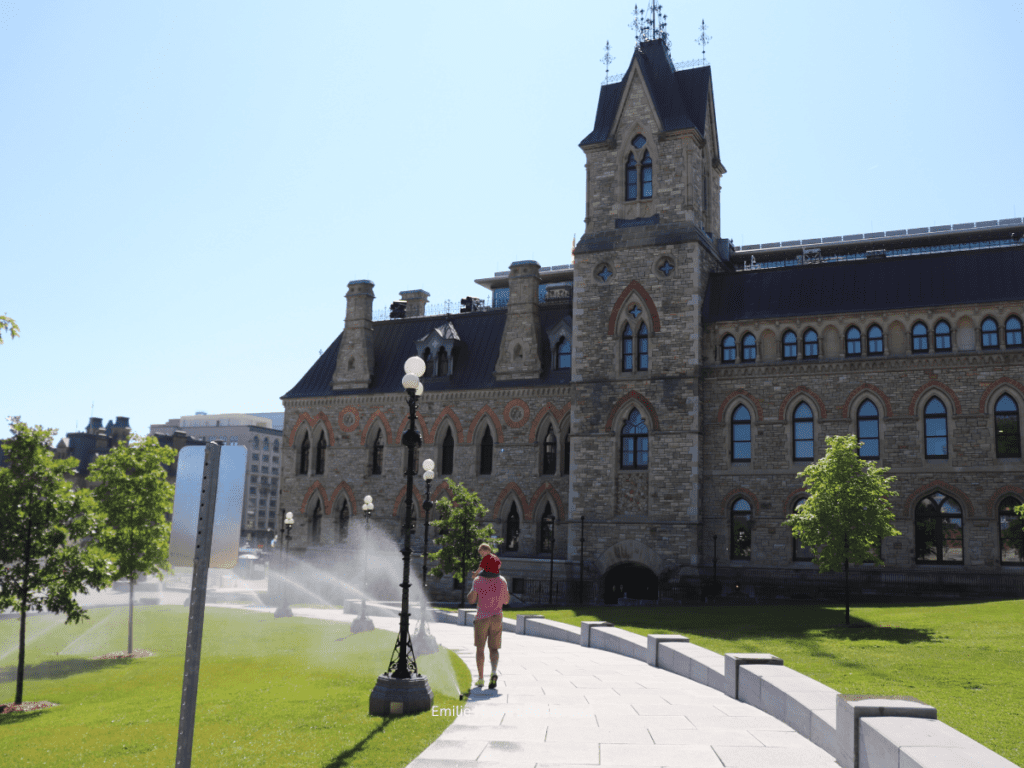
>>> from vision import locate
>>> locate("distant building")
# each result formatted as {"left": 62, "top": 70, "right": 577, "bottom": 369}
{"left": 150, "top": 413, "right": 284, "bottom": 546}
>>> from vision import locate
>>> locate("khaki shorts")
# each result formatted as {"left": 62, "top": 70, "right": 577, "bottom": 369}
{"left": 473, "top": 614, "right": 503, "bottom": 650}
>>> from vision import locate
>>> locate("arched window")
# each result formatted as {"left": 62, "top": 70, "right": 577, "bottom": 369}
{"left": 792, "top": 499, "right": 813, "bottom": 561}
{"left": 857, "top": 400, "right": 879, "bottom": 459}
{"left": 730, "top": 498, "right": 752, "bottom": 560}
{"left": 542, "top": 425, "right": 557, "bottom": 475}
{"left": 915, "top": 492, "right": 963, "bottom": 564}
{"left": 640, "top": 150, "right": 653, "bottom": 199}
{"left": 998, "top": 496, "right": 1023, "bottom": 565}
{"left": 371, "top": 430, "right": 384, "bottom": 475}
{"left": 437, "top": 347, "right": 449, "bottom": 376}
{"left": 252, "top": 436, "right": 259, "bottom": 450}
{"left": 803, "top": 329, "right": 818, "bottom": 359}
{"left": 625, "top": 153, "right": 637, "bottom": 201}
{"left": 793, "top": 403, "right": 814, "bottom": 460}
{"left": 310, "top": 499, "right": 322, "bottom": 545}
{"left": 722, "top": 334, "right": 736, "bottom": 363}
{"left": 622, "top": 325, "right": 634, "bottom": 371}
{"left": 1007, "top": 316, "right": 1023, "bottom": 347}
{"left": 912, "top": 322, "right": 928, "bottom": 353}
{"left": 620, "top": 408, "right": 649, "bottom": 469}
{"left": 299, "top": 433, "right": 310, "bottom": 475}
{"left": 421, "top": 348, "right": 432, "bottom": 375}
{"left": 441, "top": 428, "right": 455, "bottom": 476}
{"left": 315, "top": 433, "right": 327, "bottom": 475}
{"left": 731, "top": 405, "right": 751, "bottom": 463}
{"left": 556, "top": 337, "right": 571, "bottom": 369}
{"left": 479, "top": 426, "right": 493, "bottom": 475}
{"left": 934, "top": 320, "right": 951, "bottom": 352}
{"left": 273, "top": 439, "right": 279, "bottom": 453}
{"left": 263, "top": 437, "right": 269, "bottom": 451}
{"left": 782, "top": 330, "right": 797, "bottom": 359}
{"left": 981, "top": 317, "right": 999, "bottom": 349}
{"left": 637, "top": 323, "right": 649, "bottom": 371}
{"left": 540, "top": 504, "right": 555, "bottom": 554}
{"left": 741, "top": 333, "right": 756, "bottom": 362}
{"left": 563, "top": 428, "right": 570, "bottom": 475}
{"left": 337, "top": 498, "right": 349, "bottom": 544}
{"left": 867, "top": 325, "right": 884, "bottom": 355}
{"left": 846, "top": 326, "right": 862, "bottom": 356}
{"left": 995, "top": 394, "right": 1021, "bottom": 458}
{"left": 505, "top": 503, "right": 520, "bottom": 552}
{"left": 924, "top": 397, "right": 948, "bottom": 459}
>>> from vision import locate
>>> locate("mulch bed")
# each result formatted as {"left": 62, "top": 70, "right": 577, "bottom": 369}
{"left": 90, "top": 649, "right": 153, "bottom": 660}
{"left": 0, "top": 701, "right": 58, "bottom": 715}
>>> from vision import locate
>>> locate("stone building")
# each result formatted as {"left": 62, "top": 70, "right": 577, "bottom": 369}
{"left": 279, "top": 29, "right": 1024, "bottom": 603}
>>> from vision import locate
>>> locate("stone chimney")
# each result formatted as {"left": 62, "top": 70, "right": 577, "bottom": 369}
{"left": 400, "top": 289, "right": 430, "bottom": 318}
{"left": 494, "top": 260, "right": 543, "bottom": 380}
{"left": 87, "top": 417, "right": 103, "bottom": 435}
{"left": 332, "top": 280, "right": 376, "bottom": 390}
{"left": 110, "top": 416, "right": 131, "bottom": 442}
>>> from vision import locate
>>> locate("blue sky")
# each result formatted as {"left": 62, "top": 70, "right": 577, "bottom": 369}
{"left": 3, "top": 1, "right": 1023, "bottom": 443}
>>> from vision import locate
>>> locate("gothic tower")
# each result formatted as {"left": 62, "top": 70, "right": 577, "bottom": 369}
{"left": 569, "top": 32, "right": 728, "bottom": 595}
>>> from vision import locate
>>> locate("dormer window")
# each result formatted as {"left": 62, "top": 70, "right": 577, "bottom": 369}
{"left": 556, "top": 337, "right": 571, "bottom": 369}
{"left": 437, "top": 347, "right": 449, "bottom": 376}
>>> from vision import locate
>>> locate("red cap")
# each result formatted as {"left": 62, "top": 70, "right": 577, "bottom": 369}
{"left": 480, "top": 553, "right": 501, "bottom": 573}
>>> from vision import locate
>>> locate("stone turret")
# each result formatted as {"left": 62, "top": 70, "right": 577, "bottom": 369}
{"left": 332, "top": 280, "right": 375, "bottom": 390}
{"left": 494, "top": 261, "right": 543, "bottom": 380}
{"left": 400, "top": 289, "right": 430, "bottom": 318}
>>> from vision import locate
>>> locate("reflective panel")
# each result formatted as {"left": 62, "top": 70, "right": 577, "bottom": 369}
{"left": 170, "top": 445, "right": 247, "bottom": 569}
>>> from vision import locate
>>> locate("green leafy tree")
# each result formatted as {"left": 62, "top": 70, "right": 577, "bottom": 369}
{"left": 784, "top": 433, "right": 900, "bottom": 626}
{"left": 1010, "top": 502, "right": 1024, "bottom": 562}
{"left": 427, "top": 480, "right": 500, "bottom": 607}
{"left": 0, "top": 314, "right": 18, "bottom": 344}
{"left": 0, "top": 419, "right": 113, "bottom": 705}
{"left": 88, "top": 434, "right": 176, "bottom": 654}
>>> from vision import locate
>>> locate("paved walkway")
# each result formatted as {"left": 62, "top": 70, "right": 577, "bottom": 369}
{"left": 291, "top": 607, "right": 838, "bottom": 768}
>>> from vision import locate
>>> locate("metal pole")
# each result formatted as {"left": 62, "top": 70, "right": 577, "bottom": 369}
{"left": 175, "top": 442, "right": 221, "bottom": 768}
{"left": 393, "top": 389, "right": 419, "bottom": 678}
{"left": 578, "top": 515, "right": 585, "bottom": 604}
{"left": 421, "top": 478, "right": 432, "bottom": 587}
{"left": 549, "top": 518, "right": 555, "bottom": 605}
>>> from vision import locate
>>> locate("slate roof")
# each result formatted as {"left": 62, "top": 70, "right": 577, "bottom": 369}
{"left": 703, "top": 245, "right": 1024, "bottom": 323}
{"left": 282, "top": 304, "right": 574, "bottom": 400}
{"left": 580, "top": 38, "right": 710, "bottom": 146}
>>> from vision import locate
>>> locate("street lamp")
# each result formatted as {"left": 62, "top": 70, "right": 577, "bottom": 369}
{"left": 369, "top": 355, "right": 434, "bottom": 716}
{"left": 548, "top": 514, "right": 556, "bottom": 605}
{"left": 274, "top": 511, "right": 294, "bottom": 618}
{"left": 414, "top": 459, "right": 437, "bottom": 655}
{"left": 352, "top": 496, "right": 375, "bottom": 633}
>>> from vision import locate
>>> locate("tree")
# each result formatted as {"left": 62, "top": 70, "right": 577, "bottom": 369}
{"left": 784, "top": 433, "right": 900, "bottom": 626}
{"left": 0, "top": 314, "right": 18, "bottom": 344}
{"left": 0, "top": 419, "right": 113, "bottom": 705}
{"left": 88, "top": 434, "right": 176, "bottom": 655}
{"left": 427, "top": 480, "right": 500, "bottom": 607}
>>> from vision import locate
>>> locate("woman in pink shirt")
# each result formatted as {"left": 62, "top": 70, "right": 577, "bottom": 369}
{"left": 467, "top": 543, "right": 509, "bottom": 689}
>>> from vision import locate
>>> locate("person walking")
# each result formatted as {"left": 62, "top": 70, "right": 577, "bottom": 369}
{"left": 467, "top": 543, "right": 509, "bottom": 689}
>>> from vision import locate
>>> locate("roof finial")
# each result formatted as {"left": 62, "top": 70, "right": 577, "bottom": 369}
{"left": 632, "top": 2, "right": 669, "bottom": 51}
{"left": 601, "top": 40, "right": 615, "bottom": 84}
{"left": 696, "top": 19, "right": 711, "bottom": 65}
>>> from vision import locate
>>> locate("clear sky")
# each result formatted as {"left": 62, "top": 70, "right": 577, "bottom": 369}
{"left": 3, "top": 1, "right": 1023, "bottom": 443}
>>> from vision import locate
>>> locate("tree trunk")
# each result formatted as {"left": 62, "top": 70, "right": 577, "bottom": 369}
{"left": 15, "top": 518, "right": 33, "bottom": 705}
{"left": 128, "top": 577, "right": 135, "bottom": 655}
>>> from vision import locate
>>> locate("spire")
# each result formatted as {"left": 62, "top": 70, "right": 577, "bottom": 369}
{"left": 696, "top": 19, "right": 712, "bottom": 65}
{"left": 631, "top": 1, "right": 669, "bottom": 51}
{"left": 601, "top": 40, "right": 615, "bottom": 85}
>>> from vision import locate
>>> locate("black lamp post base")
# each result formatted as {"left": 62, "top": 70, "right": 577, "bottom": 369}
{"left": 350, "top": 615, "right": 375, "bottom": 633}
{"left": 369, "top": 673, "right": 433, "bottom": 716}
{"left": 274, "top": 605, "right": 293, "bottom": 618}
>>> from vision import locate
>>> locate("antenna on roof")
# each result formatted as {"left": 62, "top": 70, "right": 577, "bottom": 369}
{"left": 696, "top": 19, "right": 711, "bottom": 65}
{"left": 601, "top": 40, "right": 615, "bottom": 84}
{"left": 632, "top": 2, "right": 669, "bottom": 51}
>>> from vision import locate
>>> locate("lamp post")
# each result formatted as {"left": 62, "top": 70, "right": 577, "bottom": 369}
{"left": 368, "top": 356, "right": 434, "bottom": 716}
{"left": 351, "top": 496, "right": 374, "bottom": 633}
{"left": 579, "top": 514, "right": 585, "bottom": 604}
{"left": 274, "top": 511, "right": 294, "bottom": 618}
{"left": 413, "top": 459, "right": 438, "bottom": 655}
{"left": 548, "top": 515, "right": 556, "bottom": 605}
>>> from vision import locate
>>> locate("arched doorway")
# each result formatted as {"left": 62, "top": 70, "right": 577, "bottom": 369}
{"left": 603, "top": 563, "right": 658, "bottom": 604}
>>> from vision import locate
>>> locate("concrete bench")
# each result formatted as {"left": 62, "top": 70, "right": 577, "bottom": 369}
{"left": 859, "top": 716, "right": 1018, "bottom": 768}
{"left": 521, "top": 617, "right": 582, "bottom": 644}
{"left": 588, "top": 625, "right": 647, "bottom": 661}
{"left": 736, "top": 662, "right": 838, "bottom": 754}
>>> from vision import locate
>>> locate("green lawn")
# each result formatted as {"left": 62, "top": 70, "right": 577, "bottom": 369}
{"left": 506, "top": 600, "right": 1024, "bottom": 766}
{"left": 0, "top": 606, "right": 471, "bottom": 768}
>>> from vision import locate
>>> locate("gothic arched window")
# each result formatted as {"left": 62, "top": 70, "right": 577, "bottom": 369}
{"left": 505, "top": 503, "right": 520, "bottom": 552}
{"left": 337, "top": 498, "right": 349, "bottom": 543}
{"left": 637, "top": 323, "right": 649, "bottom": 371}
{"left": 731, "top": 404, "right": 751, "bottom": 463}
{"left": 556, "top": 337, "right": 571, "bottom": 369}
{"left": 999, "top": 496, "right": 1023, "bottom": 565}
{"left": 540, "top": 504, "right": 555, "bottom": 554}
{"left": 924, "top": 397, "right": 948, "bottom": 459}
{"left": 310, "top": 499, "right": 322, "bottom": 545}
{"left": 542, "top": 425, "right": 557, "bottom": 475}
{"left": 741, "top": 333, "right": 756, "bottom": 362}
{"left": 620, "top": 408, "right": 649, "bottom": 469}
{"left": 371, "top": 430, "right": 383, "bottom": 475}
{"left": 421, "top": 348, "right": 432, "bottom": 376}
{"left": 625, "top": 153, "right": 637, "bottom": 201}
{"left": 730, "top": 498, "right": 752, "bottom": 560}
{"left": 915, "top": 492, "right": 963, "bottom": 564}
{"left": 1007, "top": 316, "right": 1023, "bottom": 347}
{"left": 441, "top": 428, "right": 455, "bottom": 476}
{"left": 640, "top": 150, "right": 653, "bottom": 199}
{"left": 981, "top": 317, "right": 999, "bottom": 348}
{"left": 622, "top": 325, "right": 634, "bottom": 372}
{"left": 803, "top": 329, "right": 818, "bottom": 359}
{"left": 299, "top": 433, "right": 310, "bottom": 475}
{"left": 846, "top": 326, "right": 862, "bottom": 356}
{"left": 868, "top": 325, "right": 884, "bottom": 355}
{"left": 479, "top": 426, "right": 493, "bottom": 475}
{"left": 934, "top": 320, "right": 952, "bottom": 352}
{"left": 315, "top": 433, "right": 327, "bottom": 475}
{"left": 437, "top": 347, "right": 449, "bottom": 376}
{"left": 995, "top": 394, "right": 1021, "bottom": 459}
{"left": 722, "top": 334, "right": 736, "bottom": 363}
{"left": 793, "top": 402, "right": 814, "bottom": 460}
{"left": 912, "top": 322, "right": 929, "bottom": 353}
{"left": 792, "top": 499, "right": 813, "bottom": 561}
{"left": 783, "top": 330, "right": 797, "bottom": 359}
{"left": 857, "top": 400, "right": 879, "bottom": 459}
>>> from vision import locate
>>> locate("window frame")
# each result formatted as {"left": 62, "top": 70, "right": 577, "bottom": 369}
{"left": 924, "top": 396, "right": 948, "bottom": 459}
{"left": 998, "top": 496, "right": 1023, "bottom": 566}
{"left": 914, "top": 492, "right": 964, "bottom": 565}
{"left": 1007, "top": 316, "right": 1023, "bottom": 348}
{"left": 441, "top": 427, "right": 455, "bottom": 476}
{"left": 556, "top": 336, "right": 571, "bottom": 370}
{"left": 640, "top": 150, "right": 653, "bottom": 199}
{"left": 637, "top": 322, "right": 649, "bottom": 371}
{"left": 542, "top": 424, "right": 557, "bottom": 475}
{"left": 934, "top": 320, "right": 952, "bottom": 352}
{"left": 782, "top": 330, "right": 797, "bottom": 360}
{"left": 741, "top": 333, "right": 756, "bottom": 362}
{"left": 625, "top": 152, "right": 637, "bottom": 201}
{"left": 845, "top": 326, "right": 862, "bottom": 357}
{"left": 722, "top": 334, "right": 736, "bottom": 363}
{"left": 539, "top": 504, "right": 555, "bottom": 554}
{"left": 622, "top": 325, "right": 634, "bottom": 372}
{"left": 793, "top": 402, "right": 814, "bottom": 461}
{"left": 731, "top": 404, "right": 751, "bottom": 463}
{"left": 371, "top": 429, "right": 384, "bottom": 475}
{"left": 479, "top": 426, "right": 494, "bottom": 475}
{"left": 857, "top": 399, "right": 880, "bottom": 460}
{"left": 803, "top": 329, "right": 818, "bottom": 359}
{"left": 730, "top": 498, "right": 752, "bottom": 561}
{"left": 994, "top": 393, "right": 1021, "bottom": 459}
{"left": 620, "top": 408, "right": 649, "bottom": 470}
{"left": 791, "top": 499, "right": 813, "bottom": 562}
{"left": 867, "top": 324, "right": 884, "bottom": 356}
{"left": 912, "top": 322, "right": 929, "bottom": 353}
{"left": 981, "top": 317, "right": 999, "bottom": 349}
{"left": 505, "top": 502, "right": 520, "bottom": 552}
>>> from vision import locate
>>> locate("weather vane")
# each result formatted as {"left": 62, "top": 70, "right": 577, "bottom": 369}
{"left": 601, "top": 40, "right": 615, "bottom": 84}
{"left": 696, "top": 19, "right": 711, "bottom": 65}
{"left": 632, "top": 1, "right": 669, "bottom": 51}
